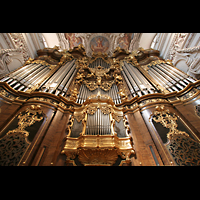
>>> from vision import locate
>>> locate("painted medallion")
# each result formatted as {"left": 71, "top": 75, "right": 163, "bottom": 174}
{"left": 90, "top": 36, "right": 109, "bottom": 53}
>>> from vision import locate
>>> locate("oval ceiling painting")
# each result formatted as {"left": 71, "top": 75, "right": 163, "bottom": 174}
{"left": 90, "top": 36, "right": 109, "bottom": 54}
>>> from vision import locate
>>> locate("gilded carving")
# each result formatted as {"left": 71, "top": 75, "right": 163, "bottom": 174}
{"left": 83, "top": 80, "right": 98, "bottom": 91}
{"left": 167, "top": 134, "right": 200, "bottom": 166}
{"left": 33, "top": 97, "right": 57, "bottom": 105}
{"left": 6, "top": 105, "right": 44, "bottom": 137}
{"left": 100, "top": 80, "right": 115, "bottom": 91}
{"left": 0, "top": 105, "right": 44, "bottom": 166}
{"left": 87, "top": 104, "right": 98, "bottom": 115}
{"left": 66, "top": 115, "right": 74, "bottom": 137}
{"left": 61, "top": 95, "right": 135, "bottom": 165}
{"left": 124, "top": 52, "right": 140, "bottom": 66}
{"left": 151, "top": 105, "right": 189, "bottom": 140}
{"left": 75, "top": 72, "right": 85, "bottom": 84}
{"left": 118, "top": 88, "right": 128, "bottom": 101}
{"left": 152, "top": 105, "right": 200, "bottom": 166}
{"left": 78, "top": 148, "right": 119, "bottom": 166}
{"left": 69, "top": 87, "right": 79, "bottom": 101}
{"left": 61, "top": 135, "right": 135, "bottom": 166}
{"left": 0, "top": 88, "right": 15, "bottom": 100}
{"left": 113, "top": 73, "right": 123, "bottom": 85}
{"left": 180, "top": 88, "right": 199, "bottom": 101}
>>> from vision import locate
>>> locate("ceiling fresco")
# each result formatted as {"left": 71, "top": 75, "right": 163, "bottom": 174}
{"left": 62, "top": 33, "right": 139, "bottom": 57}
{"left": 65, "top": 33, "right": 82, "bottom": 49}
{"left": 117, "top": 33, "right": 134, "bottom": 50}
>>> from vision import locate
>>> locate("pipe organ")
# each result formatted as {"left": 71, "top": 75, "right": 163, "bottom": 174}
{"left": 0, "top": 45, "right": 200, "bottom": 166}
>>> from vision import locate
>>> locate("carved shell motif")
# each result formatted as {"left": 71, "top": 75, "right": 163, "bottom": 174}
{"left": 78, "top": 148, "right": 118, "bottom": 166}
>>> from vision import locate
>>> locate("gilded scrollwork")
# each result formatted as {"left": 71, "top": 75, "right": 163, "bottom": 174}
{"left": 66, "top": 115, "right": 74, "bottom": 137}
{"left": 167, "top": 134, "right": 200, "bottom": 166}
{"left": 152, "top": 105, "right": 189, "bottom": 140}
{"left": 117, "top": 88, "right": 128, "bottom": 101}
{"left": 87, "top": 104, "right": 98, "bottom": 115}
{"left": 0, "top": 105, "right": 44, "bottom": 166}
{"left": 78, "top": 148, "right": 119, "bottom": 166}
{"left": 0, "top": 87, "right": 15, "bottom": 100}
{"left": 151, "top": 105, "right": 200, "bottom": 166}
{"left": 83, "top": 80, "right": 98, "bottom": 91}
{"left": 74, "top": 56, "right": 124, "bottom": 93}
{"left": 69, "top": 87, "right": 79, "bottom": 101}
{"left": 100, "top": 80, "right": 114, "bottom": 91}
{"left": 33, "top": 97, "right": 58, "bottom": 105}
{"left": 6, "top": 105, "right": 44, "bottom": 137}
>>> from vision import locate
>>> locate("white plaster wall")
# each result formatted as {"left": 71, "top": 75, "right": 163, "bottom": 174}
{"left": 139, "top": 33, "right": 157, "bottom": 49}
{"left": 42, "top": 33, "right": 60, "bottom": 48}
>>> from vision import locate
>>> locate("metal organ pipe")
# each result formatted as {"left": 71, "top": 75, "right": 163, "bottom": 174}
{"left": 1, "top": 63, "right": 49, "bottom": 91}
{"left": 122, "top": 64, "right": 137, "bottom": 94}
{"left": 122, "top": 62, "right": 142, "bottom": 96}
{"left": 164, "top": 63, "right": 196, "bottom": 83}
{"left": 15, "top": 64, "right": 42, "bottom": 82}
{"left": 125, "top": 62, "right": 156, "bottom": 95}
{"left": 0, "top": 63, "right": 33, "bottom": 82}
{"left": 9, "top": 63, "right": 35, "bottom": 79}
{"left": 151, "top": 65, "right": 182, "bottom": 92}
{"left": 121, "top": 70, "right": 135, "bottom": 97}
{"left": 40, "top": 60, "right": 76, "bottom": 95}
{"left": 159, "top": 64, "right": 188, "bottom": 87}
{"left": 155, "top": 64, "right": 184, "bottom": 90}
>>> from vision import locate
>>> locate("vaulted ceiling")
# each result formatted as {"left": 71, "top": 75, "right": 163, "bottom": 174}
{"left": 42, "top": 33, "right": 157, "bottom": 57}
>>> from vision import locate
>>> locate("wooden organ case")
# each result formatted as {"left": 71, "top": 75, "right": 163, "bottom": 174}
{"left": 0, "top": 45, "right": 200, "bottom": 166}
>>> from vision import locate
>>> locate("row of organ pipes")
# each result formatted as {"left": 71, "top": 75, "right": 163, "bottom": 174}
{"left": 1, "top": 63, "right": 51, "bottom": 92}
{"left": 88, "top": 57, "right": 110, "bottom": 69}
{"left": 121, "top": 61, "right": 158, "bottom": 98}
{"left": 0, "top": 60, "right": 77, "bottom": 97}
{"left": 40, "top": 60, "right": 77, "bottom": 96}
{"left": 76, "top": 84, "right": 121, "bottom": 104}
{"left": 0, "top": 58, "right": 197, "bottom": 101}
{"left": 85, "top": 109, "right": 111, "bottom": 135}
{"left": 147, "top": 62, "right": 196, "bottom": 92}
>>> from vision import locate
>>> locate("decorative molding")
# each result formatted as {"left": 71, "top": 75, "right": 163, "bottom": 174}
{"left": 169, "top": 33, "right": 188, "bottom": 61}
{"left": 9, "top": 33, "right": 31, "bottom": 61}
{"left": 129, "top": 33, "right": 141, "bottom": 52}
{"left": 0, "top": 48, "right": 24, "bottom": 76}
{"left": 177, "top": 45, "right": 200, "bottom": 54}
{"left": 57, "top": 33, "right": 69, "bottom": 50}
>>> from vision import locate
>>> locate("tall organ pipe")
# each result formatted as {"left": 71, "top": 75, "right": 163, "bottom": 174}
{"left": 121, "top": 70, "right": 136, "bottom": 97}
{"left": 40, "top": 60, "right": 75, "bottom": 93}
{"left": 125, "top": 62, "right": 156, "bottom": 95}
{"left": 151, "top": 65, "right": 182, "bottom": 91}
{"left": 159, "top": 64, "right": 187, "bottom": 87}
{"left": 122, "top": 62, "right": 142, "bottom": 96}
{"left": 164, "top": 63, "right": 196, "bottom": 83}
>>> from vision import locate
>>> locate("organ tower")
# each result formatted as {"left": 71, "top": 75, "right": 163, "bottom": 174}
{"left": 0, "top": 45, "right": 200, "bottom": 166}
